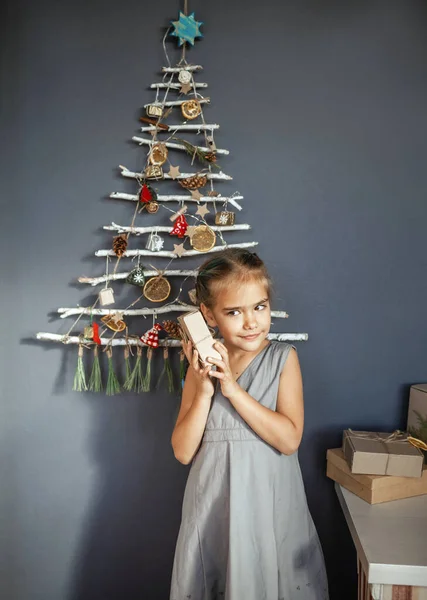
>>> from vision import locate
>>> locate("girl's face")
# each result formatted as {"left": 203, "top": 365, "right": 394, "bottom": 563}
{"left": 201, "top": 277, "right": 271, "bottom": 352}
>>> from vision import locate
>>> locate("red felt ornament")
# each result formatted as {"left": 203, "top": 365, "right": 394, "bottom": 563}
{"left": 140, "top": 323, "right": 162, "bottom": 348}
{"left": 139, "top": 183, "right": 153, "bottom": 203}
{"left": 93, "top": 322, "right": 101, "bottom": 345}
{"left": 170, "top": 214, "right": 188, "bottom": 238}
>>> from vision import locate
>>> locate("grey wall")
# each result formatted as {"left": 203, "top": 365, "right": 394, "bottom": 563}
{"left": 2, "top": 0, "right": 427, "bottom": 598}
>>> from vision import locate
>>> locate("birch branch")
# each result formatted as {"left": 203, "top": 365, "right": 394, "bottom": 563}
{"left": 95, "top": 242, "right": 258, "bottom": 259}
{"left": 141, "top": 124, "right": 219, "bottom": 133}
{"left": 132, "top": 136, "right": 229, "bottom": 156}
{"left": 150, "top": 82, "right": 207, "bottom": 90}
{"left": 36, "top": 332, "right": 307, "bottom": 346}
{"left": 109, "top": 192, "right": 243, "bottom": 210}
{"left": 78, "top": 270, "right": 198, "bottom": 287}
{"left": 144, "top": 98, "right": 210, "bottom": 108}
{"left": 57, "top": 303, "right": 198, "bottom": 319}
{"left": 161, "top": 65, "right": 203, "bottom": 73}
{"left": 119, "top": 166, "right": 232, "bottom": 181}
{"left": 103, "top": 222, "right": 251, "bottom": 235}
{"left": 56, "top": 307, "right": 288, "bottom": 319}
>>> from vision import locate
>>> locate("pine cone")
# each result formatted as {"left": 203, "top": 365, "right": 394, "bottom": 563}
{"left": 162, "top": 320, "right": 183, "bottom": 339}
{"left": 180, "top": 174, "right": 208, "bottom": 190}
{"left": 207, "top": 190, "right": 220, "bottom": 197}
{"left": 204, "top": 152, "right": 217, "bottom": 163}
{"left": 112, "top": 234, "right": 128, "bottom": 257}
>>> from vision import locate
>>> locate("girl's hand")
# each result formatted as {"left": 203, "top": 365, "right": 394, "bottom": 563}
{"left": 207, "top": 342, "right": 240, "bottom": 399}
{"left": 182, "top": 340, "right": 215, "bottom": 399}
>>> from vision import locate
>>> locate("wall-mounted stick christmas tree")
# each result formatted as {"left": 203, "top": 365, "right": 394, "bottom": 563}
{"left": 36, "top": 5, "right": 308, "bottom": 395}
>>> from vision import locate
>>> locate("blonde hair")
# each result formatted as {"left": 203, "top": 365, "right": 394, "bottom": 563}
{"left": 195, "top": 249, "right": 272, "bottom": 308}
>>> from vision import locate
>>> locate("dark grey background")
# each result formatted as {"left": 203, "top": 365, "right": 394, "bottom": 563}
{"left": 2, "top": 0, "right": 427, "bottom": 598}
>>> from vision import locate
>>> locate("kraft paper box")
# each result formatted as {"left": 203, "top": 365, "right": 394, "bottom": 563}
{"left": 407, "top": 384, "right": 427, "bottom": 462}
{"left": 326, "top": 448, "right": 427, "bottom": 504}
{"left": 178, "top": 310, "right": 222, "bottom": 366}
{"left": 342, "top": 429, "right": 424, "bottom": 478}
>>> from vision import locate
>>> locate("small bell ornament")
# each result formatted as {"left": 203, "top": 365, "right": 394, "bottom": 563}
{"left": 146, "top": 232, "right": 164, "bottom": 252}
{"left": 140, "top": 323, "right": 162, "bottom": 348}
{"left": 170, "top": 214, "right": 188, "bottom": 238}
{"left": 126, "top": 265, "right": 146, "bottom": 286}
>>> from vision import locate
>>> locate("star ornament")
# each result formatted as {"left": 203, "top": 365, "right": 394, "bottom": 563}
{"left": 173, "top": 243, "right": 187, "bottom": 258}
{"left": 180, "top": 82, "right": 192, "bottom": 95}
{"left": 168, "top": 164, "right": 181, "bottom": 180}
{"left": 191, "top": 189, "right": 203, "bottom": 201}
{"left": 196, "top": 203, "right": 210, "bottom": 219}
{"left": 170, "top": 12, "right": 203, "bottom": 46}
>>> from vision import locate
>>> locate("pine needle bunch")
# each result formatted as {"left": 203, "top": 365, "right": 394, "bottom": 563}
{"left": 179, "top": 350, "right": 187, "bottom": 392}
{"left": 156, "top": 347, "right": 175, "bottom": 393}
{"left": 123, "top": 346, "right": 144, "bottom": 392}
{"left": 89, "top": 346, "right": 103, "bottom": 392}
{"left": 72, "top": 345, "right": 88, "bottom": 392}
{"left": 142, "top": 347, "right": 153, "bottom": 392}
{"left": 409, "top": 410, "right": 427, "bottom": 461}
{"left": 106, "top": 347, "right": 121, "bottom": 396}
{"left": 173, "top": 137, "right": 220, "bottom": 169}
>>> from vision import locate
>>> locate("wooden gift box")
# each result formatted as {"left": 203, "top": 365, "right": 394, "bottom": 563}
{"left": 327, "top": 448, "right": 427, "bottom": 504}
{"left": 177, "top": 310, "right": 222, "bottom": 366}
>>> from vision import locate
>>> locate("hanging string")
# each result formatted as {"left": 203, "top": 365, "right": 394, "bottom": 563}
{"left": 162, "top": 27, "right": 172, "bottom": 68}
{"left": 181, "top": 0, "right": 189, "bottom": 64}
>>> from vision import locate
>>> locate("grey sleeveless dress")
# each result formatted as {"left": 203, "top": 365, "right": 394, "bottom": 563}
{"left": 170, "top": 341, "right": 329, "bottom": 600}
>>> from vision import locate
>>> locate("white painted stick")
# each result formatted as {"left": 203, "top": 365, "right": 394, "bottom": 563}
{"left": 150, "top": 82, "right": 207, "bottom": 90}
{"left": 119, "top": 166, "right": 232, "bottom": 181}
{"left": 95, "top": 241, "right": 258, "bottom": 259}
{"left": 144, "top": 98, "right": 210, "bottom": 108}
{"left": 57, "top": 306, "right": 288, "bottom": 319}
{"left": 36, "top": 332, "right": 307, "bottom": 346}
{"left": 162, "top": 65, "right": 203, "bottom": 73}
{"left": 103, "top": 222, "right": 251, "bottom": 235}
{"left": 58, "top": 303, "right": 197, "bottom": 319}
{"left": 109, "top": 192, "right": 243, "bottom": 210}
{"left": 78, "top": 269, "right": 198, "bottom": 287}
{"left": 132, "top": 136, "right": 229, "bottom": 156}
{"left": 141, "top": 124, "right": 219, "bottom": 133}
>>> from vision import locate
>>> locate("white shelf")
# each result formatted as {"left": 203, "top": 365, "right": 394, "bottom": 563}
{"left": 335, "top": 483, "right": 427, "bottom": 586}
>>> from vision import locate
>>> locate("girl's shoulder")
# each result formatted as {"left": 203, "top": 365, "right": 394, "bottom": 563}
{"left": 267, "top": 340, "right": 296, "bottom": 359}
{"left": 260, "top": 341, "right": 296, "bottom": 379}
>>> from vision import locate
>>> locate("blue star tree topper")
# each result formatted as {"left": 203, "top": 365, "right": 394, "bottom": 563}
{"left": 170, "top": 12, "right": 203, "bottom": 46}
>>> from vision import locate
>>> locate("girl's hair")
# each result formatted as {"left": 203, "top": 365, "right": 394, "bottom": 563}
{"left": 195, "top": 249, "right": 272, "bottom": 308}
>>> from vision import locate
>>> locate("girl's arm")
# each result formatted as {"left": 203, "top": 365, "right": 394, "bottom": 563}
{"left": 171, "top": 345, "right": 214, "bottom": 465}
{"left": 209, "top": 344, "right": 304, "bottom": 455}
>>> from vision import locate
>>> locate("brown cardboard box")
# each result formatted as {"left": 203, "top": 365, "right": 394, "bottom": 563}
{"left": 342, "top": 429, "right": 424, "bottom": 477}
{"left": 327, "top": 448, "right": 427, "bottom": 504}
{"left": 407, "top": 384, "right": 427, "bottom": 462}
{"left": 177, "top": 310, "right": 222, "bottom": 366}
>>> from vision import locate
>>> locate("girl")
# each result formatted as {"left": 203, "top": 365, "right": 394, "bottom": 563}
{"left": 170, "top": 249, "right": 329, "bottom": 600}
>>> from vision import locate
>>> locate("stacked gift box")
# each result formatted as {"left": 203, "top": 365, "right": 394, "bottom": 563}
{"left": 326, "top": 385, "right": 427, "bottom": 504}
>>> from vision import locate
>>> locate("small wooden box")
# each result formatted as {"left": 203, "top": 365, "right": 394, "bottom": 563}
{"left": 177, "top": 310, "right": 222, "bottom": 366}
{"left": 146, "top": 104, "right": 163, "bottom": 118}
{"left": 326, "top": 448, "right": 427, "bottom": 504}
